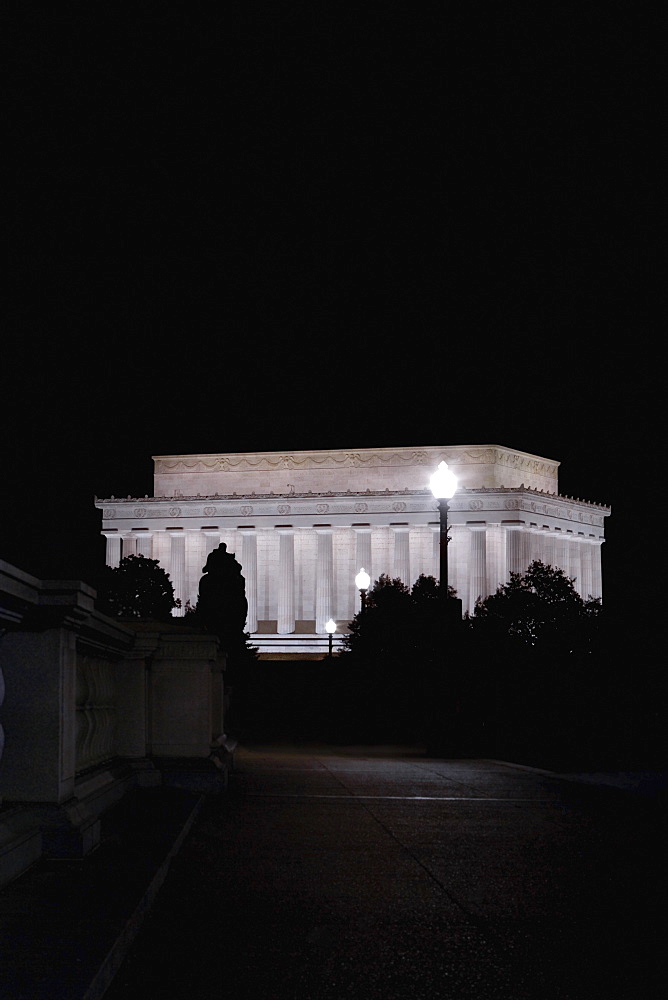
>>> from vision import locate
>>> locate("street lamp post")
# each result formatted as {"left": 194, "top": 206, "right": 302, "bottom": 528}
{"left": 428, "top": 461, "right": 461, "bottom": 755}
{"left": 429, "top": 461, "right": 458, "bottom": 606}
{"left": 355, "top": 567, "right": 371, "bottom": 613}
{"left": 325, "top": 618, "right": 337, "bottom": 658}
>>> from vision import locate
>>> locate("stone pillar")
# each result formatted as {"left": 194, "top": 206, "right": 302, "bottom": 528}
{"left": 430, "top": 525, "right": 440, "bottom": 581}
{"left": 591, "top": 540, "right": 603, "bottom": 600}
{"left": 203, "top": 529, "right": 221, "bottom": 557}
{"left": 135, "top": 531, "right": 153, "bottom": 558}
{"left": 505, "top": 523, "right": 530, "bottom": 576}
{"left": 485, "top": 524, "right": 506, "bottom": 595}
{"left": 103, "top": 531, "right": 122, "bottom": 568}
{"left": 542, "top": 529, "right": 556, "bottom": 568}
{"left": 122, "top": 532, "right": 137, "bottom": 558}
{"left": 353, "top": 527, "right": 372, "bottom": 582}
{"left": 392, "top": 526, "right": 411, "bottom": 587}
{"left": 240, "top": 530, "right": 258, "bottom": 633}
{"left": 315, "top": 528, "right": 334, "bottom": 633}
{"left": 168, "top": 530, "right": 186, "bottom": 616}
{"left": 277, "top": 529, "right": 295, "bottom": 634}
{"left": 580, "top": 538, "right": 594, "bottom": 600}
{"left": 569, "top": 535, "right": 582, "bottom": 594}
{"left": 468, "top": 523, "right": 487, "bottom": 611}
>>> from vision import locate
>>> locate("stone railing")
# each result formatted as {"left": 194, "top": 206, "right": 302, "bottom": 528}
{"left": 76, "top": 654, "right": 118, "bottom": 772}
{"left": 0, "top": 559, "right": 228, "bottom": 887}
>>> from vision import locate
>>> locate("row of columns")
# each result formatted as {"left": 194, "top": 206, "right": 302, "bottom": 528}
{"left": 103, "top": 523, "right": 603, "bottom": 631}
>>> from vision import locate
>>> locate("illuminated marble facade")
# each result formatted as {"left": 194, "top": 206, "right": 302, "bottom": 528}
{"left": 96, "top": 445, "right": 609, "bottom": 656}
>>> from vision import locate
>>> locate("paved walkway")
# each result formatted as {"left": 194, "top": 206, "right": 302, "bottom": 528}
{"left": 100, "top": 745, "right": 663, "bottom": 1000}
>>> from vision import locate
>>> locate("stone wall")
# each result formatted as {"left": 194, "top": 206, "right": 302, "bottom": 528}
{"left": 0, "top": 560, "right": 228, "bottom": 888}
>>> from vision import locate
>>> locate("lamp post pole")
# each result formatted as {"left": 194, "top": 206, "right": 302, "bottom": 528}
{"left": 325, "top": 618, "right": 337, "bottom": 658}
{"left": 438, "top": 497, "right": 450, "bottom": 607}
{"left": 428, "top": 462, "right": 459, "bottom": 753}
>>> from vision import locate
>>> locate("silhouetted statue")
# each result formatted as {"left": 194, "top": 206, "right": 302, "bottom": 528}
{"left": 197, "top": 543, "right": 248, "bottom": 649}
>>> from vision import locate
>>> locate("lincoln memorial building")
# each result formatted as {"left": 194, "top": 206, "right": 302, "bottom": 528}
{"left": 95, "top": 445, "right": 610, "bottom": 657}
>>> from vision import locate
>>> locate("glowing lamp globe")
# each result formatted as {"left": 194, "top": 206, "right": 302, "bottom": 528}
{"left": 325, "top": 619, "right": 337, "bottom": 634}
{"left": 355, "top": 568, "right": 371, "bottom": 591}
{"left": 429, "top": 461, "right": 458, "bottom": 500}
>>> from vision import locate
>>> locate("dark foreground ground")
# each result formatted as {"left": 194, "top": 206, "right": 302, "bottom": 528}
{"left": 102, "top": 745, "right": 663, "bottom": 1000}
{"left": 1, "top": 745, "right": 664, "bottom": 1000}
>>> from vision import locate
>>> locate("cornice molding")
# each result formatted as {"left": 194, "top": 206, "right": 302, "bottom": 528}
{"left": 96, "top": 486, "right": 609, "bottom": 527}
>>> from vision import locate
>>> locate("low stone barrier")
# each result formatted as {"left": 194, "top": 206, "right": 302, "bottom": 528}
{"left": 0, "top": 559, "right": 229, "bottom": 887}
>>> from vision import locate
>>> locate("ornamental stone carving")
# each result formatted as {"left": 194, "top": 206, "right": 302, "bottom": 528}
{"left": 278, "top": 504, "right": 291, "bottom": 515}
{"left": 392, "top": 501, "right": 406, "bottom": 512}
{"left": 316, "top": 503, "right": 329, "bottom": 514}
{"left": 470, "top": 498, "right": 483, "bottom": 510}
{"left": 133, "top": 507, "right": 146, "bottom": 518}
{"left": 203, "top": 506, "right": 217, "bottom": 516}
{"left": 169, "top": 507, "right": 181, "bottom": 517}
{"left": 104, "top": 509, "right": 115, "bottom": 518}
{"left": 504, "top": 498, "right": 520, "bottom": 510}
{"left": 354, "top": 502, "right": 368, "bottom": 513}
{"left": 241, "top": 505, "right": 253, "bottom": 516}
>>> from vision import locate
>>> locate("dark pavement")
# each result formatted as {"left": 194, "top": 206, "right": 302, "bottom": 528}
{"left": 100, "top": 745, "right": 664, "bottom": 1000}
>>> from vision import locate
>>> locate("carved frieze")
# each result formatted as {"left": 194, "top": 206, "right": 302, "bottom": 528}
{"left": 155, "top": 445, "right": 557, "bottom": 476}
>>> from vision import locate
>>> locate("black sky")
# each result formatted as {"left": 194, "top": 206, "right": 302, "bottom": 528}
{"left": 2, "top": 4, "right": 657, "bottom": 600}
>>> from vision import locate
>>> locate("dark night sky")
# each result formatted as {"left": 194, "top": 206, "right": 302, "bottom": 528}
{"left": 2, "top": 4, "right": 658, "bottom": 603}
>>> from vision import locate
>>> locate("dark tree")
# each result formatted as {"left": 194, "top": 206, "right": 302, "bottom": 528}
{"left": 334, "top": 574, "right": 454, "bottom": 742}
{"left": 462, "top": 561, "right": 604, "bottom": 765}
{"left": 97, "top": 554, "right": 179, "bottom": 620}
{"left": 469, "top": 560, "right": 601, "bottom": 654}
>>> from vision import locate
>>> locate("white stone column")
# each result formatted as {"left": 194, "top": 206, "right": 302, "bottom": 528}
{"left": 553, "top": 531, "right": 568, "bottom": 578}
{"left": 591, "top": 540, "right": 603, "bottom": 600}
{"left": 541, "top": 529, "right": 557, "bottom": 568}
{"left": 468, "top": 524, "right": 487, "bottom": 612}
{"left": 449, "top": 524, "right": 468, "bottom": 604}
{"left": 353, "top": 527, "right": 372, "bottom": 582}
{"left": 240, "top": 530, "right": 258, "bottom": 633}
{"left": 485, "top": 524, "right": 506, "bottom": 595}
{"left": 135, "top": 531, "right": 153, "bottom": 558}
{"left": 392, "top": 526, "right": 411, "bottom": 587}
{"left": 168, "top": 530, "right": 186, "bottom": 616}
{"left": 353, "top": 527, "right": 372, "bottom": 614}
{"left": 277, "top": 529, "right": 295, "bottom": 634}
{"left": 103, "top": 531, "right": 121, "bottom": 568}
{"left": 569, "top": 535, "right": 582, "bottom": 594}
{"left": 505, "top": 523, "right": 530, "bottom": 577}
{"left": 122, "top": 532, "right": 137, "bottom": 558}
{"left": 430, "top": 524, "right": 440, "bottom": 579}
{"left": 315, "top": 528, "right": 334, "bottom": 633}
{"left": 203, "top": 530, "right": 220, "bottom": 557}
{"left": 580, "top": 538, "right": 594, "bottom": 600}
